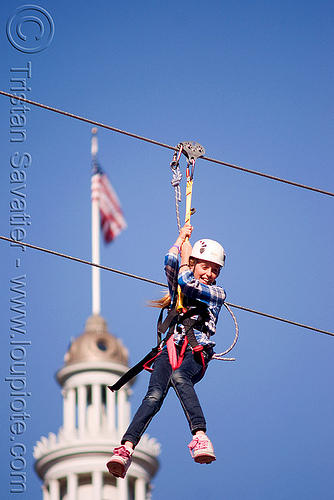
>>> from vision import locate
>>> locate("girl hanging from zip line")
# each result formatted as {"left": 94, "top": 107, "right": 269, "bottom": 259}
{"left": 107, "top": 222, "right": 226, "bottom": 479}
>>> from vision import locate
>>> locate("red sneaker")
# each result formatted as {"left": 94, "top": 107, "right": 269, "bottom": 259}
{"left": 188, "top": 434, "right": 216, "bottom": 464}
{"left": 106, "top": 446, "right": 133, "bottom": 478}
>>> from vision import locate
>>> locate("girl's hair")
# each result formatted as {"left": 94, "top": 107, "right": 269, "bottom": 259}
{"left": 147, "top": 292, "right": 171, "bottom": 309}
{"left": 147, "top": 257, "right": 196, "bottom": 309}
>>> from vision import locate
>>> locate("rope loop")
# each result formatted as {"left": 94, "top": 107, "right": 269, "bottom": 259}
{"left": 170, "top": 163, "right": 183, "bottom": 189}
{"left": 170, "top": 147, "right": 184, "bottom": 230}
{"left": 212, "top": 302, "right": 239, "bottom": 361}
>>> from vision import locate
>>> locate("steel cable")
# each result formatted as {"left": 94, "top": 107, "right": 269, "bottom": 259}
{"left": 1, "top": 235, "right": 332, "bottom": 338}
{"left": 1, "top": 90, "right": 333, "bottom": 197}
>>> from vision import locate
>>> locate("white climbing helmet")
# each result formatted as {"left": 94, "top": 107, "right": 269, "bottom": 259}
{"left": 191, "top": 239, "right": 226, "bottom": 267}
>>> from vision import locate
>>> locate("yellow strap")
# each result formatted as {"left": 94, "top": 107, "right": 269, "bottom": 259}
{"left": 185, "top": 178, "right": 193, "bottom": 225}
{"left": 176, "top": 176, "right": 193, "bottom": 311}
{"left": 176, "top": 285, "right": 184, "bottom": 311}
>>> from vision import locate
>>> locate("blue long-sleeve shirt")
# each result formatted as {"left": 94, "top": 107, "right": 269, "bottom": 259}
{"left": 164, "top": 251, "right": 226, "bottom": 347}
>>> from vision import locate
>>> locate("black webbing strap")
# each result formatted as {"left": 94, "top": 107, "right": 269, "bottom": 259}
{"left": 182, "top": 316, "right": 204, "bottom": 350}
{"left": 157, "top": 303, "right": 209, "bottom": 344}
{"left": 157, "top": 306, "right": 179, "bottom": 343}
{"left": 108, "top": 347, "right": 160, "bottom": 392}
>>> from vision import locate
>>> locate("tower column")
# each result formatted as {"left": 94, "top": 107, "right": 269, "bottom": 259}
{"left": 92, "top": 470, "right": 103, "bottom": 499}
{"left": 118, "top": 476, "right": 128, "bottom": 500}
{"left": 106, "top": 386, "right": 116, "bottom": 432}
{"left": 67, "top": 473, "right": 77, "bottom": 500}
{"left": 92, "top": 383, "right": 102, "bottom": 432}
{"left": 117, "top": 388, "right": 128, "bottom": 437}
{"left": 78, "top": 385, "right": 87, "bottom": 436}
{"left": 135, "top": 477, "right": 146, "bottom": 500}
{"left": 49, "top": 479, "right": 60, "bottom": 500}
{"left": 42, "top": 485, "right": 50, "bottom": 500}
{"left": 63, "top": 387, "right": 76, "bottom": 433}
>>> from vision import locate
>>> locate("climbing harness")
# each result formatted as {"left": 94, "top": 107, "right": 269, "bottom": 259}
{"left": 109, "top": 141, "right": 239, "bottom": 393}
{"left": 157, "top": 302, "right": 209, "bottom": 374}
{"left": 108, "top": 303, "right": 209, "bottom": 392}
{"left": 108, "top": 292, "right": 239, "bottom": 392}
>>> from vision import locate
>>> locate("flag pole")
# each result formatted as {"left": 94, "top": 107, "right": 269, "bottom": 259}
{"left": 91, "top": 127, "right": 101, "bottom": 315}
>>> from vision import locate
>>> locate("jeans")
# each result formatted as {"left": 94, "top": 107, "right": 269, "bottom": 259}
{"left": 121, "top": 346, "right": 212, "bottom": 447}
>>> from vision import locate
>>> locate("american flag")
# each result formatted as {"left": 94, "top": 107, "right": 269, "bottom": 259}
{"left": 91, "top": 162, "right": 127, "bottom": 243}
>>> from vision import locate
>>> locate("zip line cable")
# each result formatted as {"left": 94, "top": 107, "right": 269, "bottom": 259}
{"left": 1, "top": 92, "right": 333, "bottom": 335}
{"left": 1, "top": 90, "right": 333, "bottom": 198}
{"left": 0, "top": 236, "right": 164, "bottom": 287}
{"left": 1, "top": 235, "right": 333, "bottom": 338}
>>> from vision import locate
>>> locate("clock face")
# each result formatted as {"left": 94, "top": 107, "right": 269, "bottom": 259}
{"left": 87, "top": 332, "right": 125, "bottom": 361}
{"left": 96, "top": 339, "right": 108, "bottom": 352}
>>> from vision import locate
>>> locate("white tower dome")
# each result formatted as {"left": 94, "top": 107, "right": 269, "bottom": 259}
{"left": 34, "top": 314, "right": 160, "bottom": 500}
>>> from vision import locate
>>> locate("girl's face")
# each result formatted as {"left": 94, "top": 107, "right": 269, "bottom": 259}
{"left": 191, "top": 259, "right": 221, "bottom": 285}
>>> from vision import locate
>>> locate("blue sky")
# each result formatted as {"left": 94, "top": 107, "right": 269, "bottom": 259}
{"left": 1, "top": 1, "right": 333, "bottom": 498}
